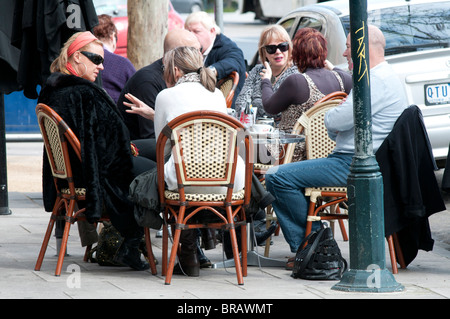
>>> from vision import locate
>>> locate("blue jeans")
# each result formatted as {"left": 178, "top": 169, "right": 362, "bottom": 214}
{"left": 265, "top": 153, "right": 353, "bottom": 252}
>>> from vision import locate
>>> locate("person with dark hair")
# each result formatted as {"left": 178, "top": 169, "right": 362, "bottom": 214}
{"left": 261, "top": 27, "right": 352, "bottom": 162}
{"left": 93, "top": 14, "right": 135, "bottom": 103}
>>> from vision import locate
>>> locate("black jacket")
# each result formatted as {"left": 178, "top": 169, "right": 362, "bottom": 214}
{"left": 376, "top": 105, "right": 446, "bottom": 266}
{"left": 38, "top": 73, "right": 137, "bottom": 236}
{"left": 205, "top": 33, "right": 246, "bottom": 108}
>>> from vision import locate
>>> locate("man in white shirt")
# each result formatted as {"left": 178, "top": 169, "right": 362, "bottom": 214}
{"left": 265, "top": 25, "right": 408, "bottom": 255}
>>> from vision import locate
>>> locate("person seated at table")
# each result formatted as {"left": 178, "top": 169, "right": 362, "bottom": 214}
{"left": 93, "top": 14, "right": 136, "bottom": 104}
{"left": 125, "top": 46, "right": 246, "bottom": 276}
{"left": 38, "top": 31, "right": 154, "bottom": 271}
{"left": 184, "top": 11, "right": 246, "bottom": 109}
{"left": 261, "top": 27, "right": 352, "bottom": 162}
{"left": 235, "top": 24, "right": 299, "bottom": 120}
{"left": 265, "top": 25, "right": 408, "bottom": 268}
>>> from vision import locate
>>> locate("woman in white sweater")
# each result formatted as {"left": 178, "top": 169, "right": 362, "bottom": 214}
{"left": 124, "top": 46, "right": 246, "bottom": 277}
{"left": 125, "top": 46, "right": 245, "bottom": 193}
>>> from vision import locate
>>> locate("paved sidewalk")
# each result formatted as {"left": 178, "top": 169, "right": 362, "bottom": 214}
{"left": 1, "top": 190, "right": 450, "bottom": 301}
{"left": 2, "top": 142, "right": 450, "bottom": 301}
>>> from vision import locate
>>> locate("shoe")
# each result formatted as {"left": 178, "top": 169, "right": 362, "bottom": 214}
{"left": 285, "top": 261, "right": 294, "bottom": 271}
{"left": 197, "top": 243, "right": 212, "bottom": 268}
{"left": 254, "top": 223, "right": 277, "bottom": 246}
{"left": 285, "top": 256, "right": 295, "bottom": 270}
{"left": 113, "top": 237, "right": 150, "bottom": 271}
{"left": 173, "top": 229, "right": 200, "bottom": 276}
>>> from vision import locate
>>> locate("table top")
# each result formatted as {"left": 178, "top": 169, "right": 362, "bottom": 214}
{"left": 250, "top": 132, "right": 305, "bottom": 144}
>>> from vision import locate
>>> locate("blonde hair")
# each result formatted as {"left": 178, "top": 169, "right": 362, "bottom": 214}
{"left": 258, "top": 25, "right": 292, "bottom": 65}
{"left": 50, "top": 32, "right": 103, "bottom": 73}
{"left": 163, "top": 46, "right": 216, "bottom": 92}
{"left": 185, "top": 11, "right": 221, "bottom": 34}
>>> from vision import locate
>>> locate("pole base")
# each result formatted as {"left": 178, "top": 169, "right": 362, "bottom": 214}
{"left": 332, "top": 268, "right": 404, "bottom": 293}
{"left": 0, "top": 207, "right": 11, "bottom": 215}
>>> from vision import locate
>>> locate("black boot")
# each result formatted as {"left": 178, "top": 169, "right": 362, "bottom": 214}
{"left": 113, "top": 237, "right": 150, "bottom": 271}
{"left": 173, "top": 229, "right": 200, "bottom": 276}
{"left": 197, "top": 239, "right": 212, "bottom": 268}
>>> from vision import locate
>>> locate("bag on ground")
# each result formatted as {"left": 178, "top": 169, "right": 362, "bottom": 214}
{"left": 291, "top": 224, "right": 347, "bottom": 280}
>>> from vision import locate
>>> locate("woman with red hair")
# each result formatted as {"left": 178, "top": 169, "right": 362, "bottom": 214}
{"left": 261, "top": 27, "right": 353, "bottom": 161}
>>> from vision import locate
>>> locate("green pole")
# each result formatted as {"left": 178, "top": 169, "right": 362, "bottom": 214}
{"left": 332, "top": 0, "right": 403, "bottom": 292}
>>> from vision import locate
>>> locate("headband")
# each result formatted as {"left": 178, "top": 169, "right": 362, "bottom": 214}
{"left": 67, "top": 31, "right": 98, "bottom": 57}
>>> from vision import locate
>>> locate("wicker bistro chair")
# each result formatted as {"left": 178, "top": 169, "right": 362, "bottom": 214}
{"left": 157, "top": 110, "right": 253, "bottom": 285}
{"left": 296, "top": 99, "right": 405, "bottom": 274}
{"left": 216, "top": 71, "right": 239, "bottom": 108}
{"left": 292, "top": 100, "right": 350, "bottom": 241}
{"left": 34, "top": 103, "right": 157, "bottom": 276}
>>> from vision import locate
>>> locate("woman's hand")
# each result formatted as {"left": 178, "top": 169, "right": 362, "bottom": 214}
{"left": 124, "top": 93, "right": 155, "bottom": 121}
{"left": 260, "top": 61, "right": 272, "bottom": 81}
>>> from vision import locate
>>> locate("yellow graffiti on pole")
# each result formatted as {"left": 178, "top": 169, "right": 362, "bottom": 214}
{"left": 355, "top": 22, "right": 369, "bottom": 85}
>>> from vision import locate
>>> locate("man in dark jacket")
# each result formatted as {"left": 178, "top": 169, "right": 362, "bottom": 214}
{"left": 185, "top": 11, "right": 246, "bottom": 109}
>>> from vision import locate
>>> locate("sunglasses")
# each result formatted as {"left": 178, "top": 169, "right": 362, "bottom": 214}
{"left": 80, "top": 51, "right": 104, "bottom": 65}
{"left": 264, "top": 42, "right": 289, "bottom": 55}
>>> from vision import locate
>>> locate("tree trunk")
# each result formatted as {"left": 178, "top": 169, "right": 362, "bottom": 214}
{"left": 127, "top": 0, "right": 168, "bottom": 70}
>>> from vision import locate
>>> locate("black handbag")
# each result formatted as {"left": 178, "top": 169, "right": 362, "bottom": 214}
{"left": 291, "top": 224, "right": 347, "bottom": 280}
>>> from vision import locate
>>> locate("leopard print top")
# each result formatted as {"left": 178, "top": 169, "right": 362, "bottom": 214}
{"left": 274, "top": 71, "right": 345, "bottom": 162}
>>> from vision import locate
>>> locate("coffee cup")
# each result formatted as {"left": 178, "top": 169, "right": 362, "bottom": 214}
{"left": 249, "top": 124, "right": 274, "bottom": 134}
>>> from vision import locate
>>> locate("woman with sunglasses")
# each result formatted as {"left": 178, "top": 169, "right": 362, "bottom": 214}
{"left": 38, "top": 31, "right": 156, "bottom": 271}
{"left": 261, "top": 27, "right": 353, "bottom": 162}
{"left": 235, "top": 25, "right": 299, "bottom": 120}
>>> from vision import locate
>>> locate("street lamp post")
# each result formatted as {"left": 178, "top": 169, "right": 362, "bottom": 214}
{"left": 331, "top": 0, "right": 403, "bottom": 292}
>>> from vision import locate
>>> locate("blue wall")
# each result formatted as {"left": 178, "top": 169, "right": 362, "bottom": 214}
{"left": 4, "top": 89, "right": 39, "bottom": 134}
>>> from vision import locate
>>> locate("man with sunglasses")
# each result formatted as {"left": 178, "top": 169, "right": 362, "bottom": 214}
{"left": 185, "top": 11, "right": 246, "bottom": 109}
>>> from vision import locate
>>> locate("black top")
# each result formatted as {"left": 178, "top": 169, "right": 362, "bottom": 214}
{"left": 117, "top": 58, "right": 165, "bottom": 140}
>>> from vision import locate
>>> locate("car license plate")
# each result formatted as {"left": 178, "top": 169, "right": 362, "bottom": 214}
{"left": 425, "top": 83, "right": 450, "bottom": 106}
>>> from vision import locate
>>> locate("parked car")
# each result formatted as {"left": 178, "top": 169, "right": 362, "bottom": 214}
{"left": 250, "top": 0, "right": 450, "bottom": 164}
{"left": 93, "top": 0, "right": 184, "bottom": 57}
{"left": 171, "top": 0, "right": 203, "bottom": 13}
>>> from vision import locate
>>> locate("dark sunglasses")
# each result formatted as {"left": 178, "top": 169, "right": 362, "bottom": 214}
{"left": 80, "top": 51, "right": 104, "bottom": 65}
{"left": 264, "top": 42, "right": 289, "bottom": 55}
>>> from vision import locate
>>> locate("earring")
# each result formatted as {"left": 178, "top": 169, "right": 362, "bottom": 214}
{"left": 78, "top": 63, "right": 88, "bottom": 77}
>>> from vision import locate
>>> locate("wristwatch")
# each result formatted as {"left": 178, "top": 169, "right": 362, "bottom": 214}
{"left": 208, "top": 65, "right": 217, "bottom": 76}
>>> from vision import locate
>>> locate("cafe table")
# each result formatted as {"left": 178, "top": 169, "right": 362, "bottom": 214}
{"left": 212, "top": 132, "right": 305, "bottom": 268}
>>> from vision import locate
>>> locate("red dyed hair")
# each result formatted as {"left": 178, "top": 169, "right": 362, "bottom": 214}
{"left": 292, "top": 28, "right": 327, "bottom": 72}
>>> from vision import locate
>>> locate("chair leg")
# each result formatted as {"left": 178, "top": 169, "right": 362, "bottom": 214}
{"left": 241, "top": 221, "right": 247, "bottom": 278}
{"left": 393, "top": 233, "right": 406, "bottom": 269}
{"left": 34, "top": 211, "right": 57, "bottom": 271}
{"left": 227, "top": 208, "right": 244, "bottom": 285}
{"left": 165, "top": 227, "right": 181, "bottom": 285}
{"left": 55, "top": 217, "right": 72, "bottom": 276}
{"left": 304, "top": 199, "right": 317, "bottom": 239}
{"left": 83, "top": 245, "right": 92, "bottom": 262}
{"left": 144, "top": 228, "right": 157, "bottom": 275}
{"left": 338, "top": 219, "right": 348, "bottom": 241}
{"left": 387, "top": 235, "right": 398, "bottom": 274}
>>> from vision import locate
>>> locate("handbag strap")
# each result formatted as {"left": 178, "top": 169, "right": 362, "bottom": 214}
{"left": 299, "top": 226, "right": 326, "bottom": 274}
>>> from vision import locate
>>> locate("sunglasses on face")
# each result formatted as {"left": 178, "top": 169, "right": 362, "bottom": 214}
{"left": 264, "top": 42, "right": 289, "bottom": 55}
{"left": 80, "top": 51, "right": 104, "bottom": 65}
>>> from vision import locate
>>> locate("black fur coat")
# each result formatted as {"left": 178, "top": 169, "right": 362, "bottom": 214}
{"left": 38, "top": 72, "right": 134, "bottom": 224}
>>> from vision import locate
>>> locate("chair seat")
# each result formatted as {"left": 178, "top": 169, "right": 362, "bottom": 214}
{"left": 253, "top": 163, "right": 273, "bottom": 171}
{"left": 305, "top": 186, "right": 347, "bottom": 195}
{"left": 61, "top": 187, "right": 86, "bottom": 196}
{"left": 164, "top": 189, "right": 245, "bottom": 202}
